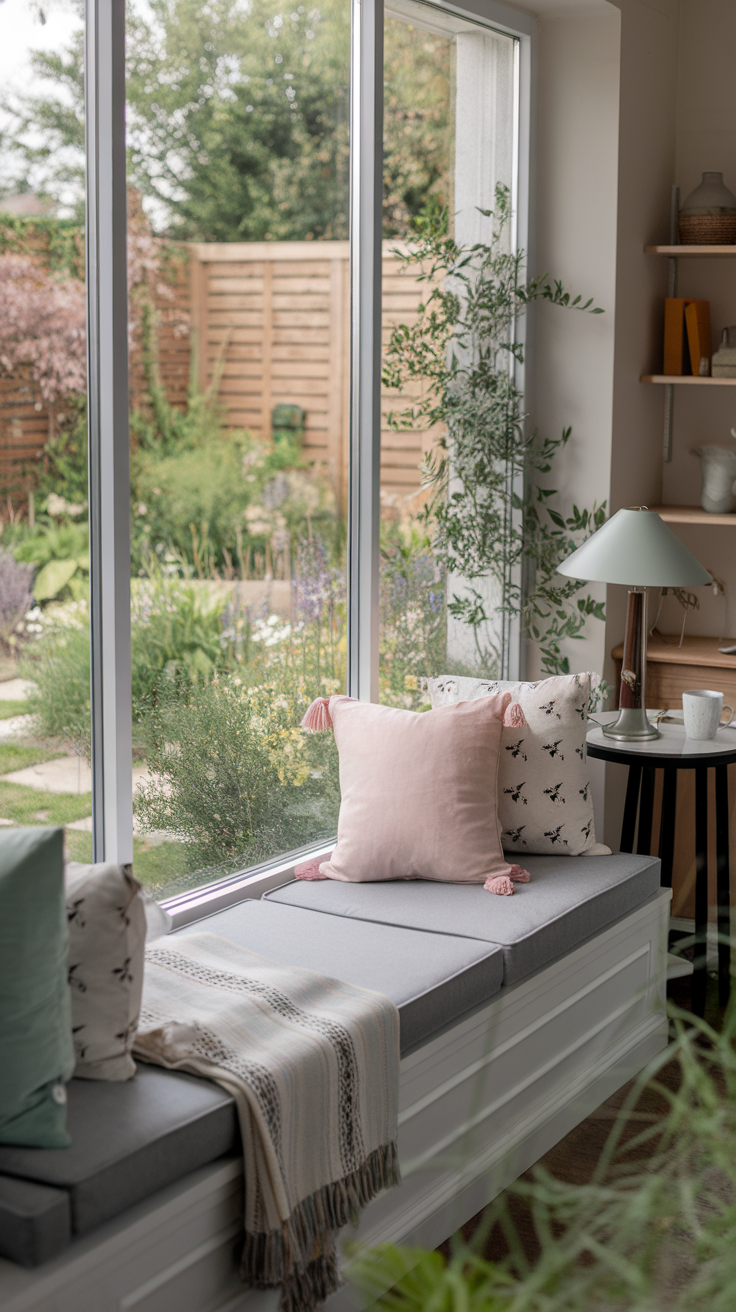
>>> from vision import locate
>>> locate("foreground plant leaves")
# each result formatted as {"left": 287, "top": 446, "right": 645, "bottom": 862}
{"left": 348, "top": 996, "right": 736, "bottom": 1312}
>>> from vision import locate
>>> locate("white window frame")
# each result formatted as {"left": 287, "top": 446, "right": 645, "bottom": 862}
{"left": 84, "top": 0, "right": 534, "bottom": 917}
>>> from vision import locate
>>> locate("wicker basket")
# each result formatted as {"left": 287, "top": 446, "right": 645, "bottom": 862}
{"left": 678, "top": 213, "right": 736, "bottom": 245}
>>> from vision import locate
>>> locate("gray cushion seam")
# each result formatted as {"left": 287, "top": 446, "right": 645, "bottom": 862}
{"left": 266, "top": 896, "right": 508, "bottom": 944}
{"left": 265, "top": 859, "right": 660, "bottom": 945}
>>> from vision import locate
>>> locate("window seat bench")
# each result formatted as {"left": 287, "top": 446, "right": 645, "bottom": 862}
{"left": 0, "top": 853, "right": 670, "bottom": 1312}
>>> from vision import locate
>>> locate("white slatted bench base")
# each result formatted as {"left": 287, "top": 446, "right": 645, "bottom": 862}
{"left": 0, "top": 890, "right": 670, "bottom": 1312}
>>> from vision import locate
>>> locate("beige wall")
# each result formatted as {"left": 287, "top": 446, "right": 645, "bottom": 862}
{"left": 530, "top": 0, "right": 681, "bottom": 844}
{"left": 531, "top": 2, "right": 621, "bottom": 692}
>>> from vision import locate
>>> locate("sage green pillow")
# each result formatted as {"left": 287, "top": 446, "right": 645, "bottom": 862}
{"left": 0, "top": 827, "right": 75, "bottom": 1147}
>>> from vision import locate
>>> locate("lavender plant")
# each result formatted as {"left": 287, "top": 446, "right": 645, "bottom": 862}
{"left": 0, "top": 550, "right": 33, "bottom": 648}
{"left": 379, "top": 524, "right": 446, "bottom": 707}
{"left": 292, "top": 534, "right": 346, "bottom": 690}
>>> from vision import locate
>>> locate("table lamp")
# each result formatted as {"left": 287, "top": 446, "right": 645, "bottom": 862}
{"left": 557, "top": 506, "right": 711, "bottom": 741}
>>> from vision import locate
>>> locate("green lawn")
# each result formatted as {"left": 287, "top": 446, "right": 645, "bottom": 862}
{"left": 131, "top": 837, "right": 189, "bottom": 891}
{"left": 63, "top": 826, "right": 187, "bottom": 892}
{"left": 0, "top": 700, "right": 31, "bottom": 720}
{"left": 0, "top": 782, "right": 92, "bottom": 826}
{"left": 0, "top": 743, "right": 65, "bottom": 775}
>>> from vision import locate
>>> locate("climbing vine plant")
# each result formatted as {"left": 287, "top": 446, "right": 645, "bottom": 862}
{"left": 383, "top": 185, "right": 607, "bottom": 682}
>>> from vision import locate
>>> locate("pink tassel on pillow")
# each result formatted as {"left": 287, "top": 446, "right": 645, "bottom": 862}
{"left": 294, "top": 857, "right": 329, "bottom": 881}
{"left": 484, "top": 864, "right": 531, "bottom": 895}
{"left": 484, "top": 874, "right": 515, "bottom": 895}
{"left": 301, "top": 697, "right": 333, "bottom": 732}
{"left": 508, "top": 864, "right": 530, "bottom": 883}
{"left": 502, "top": 698, "right": 526, "bottom": 728}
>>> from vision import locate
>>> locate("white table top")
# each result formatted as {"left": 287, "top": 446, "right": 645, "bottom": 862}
{"left": 587, "top": 711, "right": 736, "bottom": 758}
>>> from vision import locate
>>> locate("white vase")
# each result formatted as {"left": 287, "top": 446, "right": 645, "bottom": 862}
{"left": 695, "top": 445, "right": 736, "bottom": 513}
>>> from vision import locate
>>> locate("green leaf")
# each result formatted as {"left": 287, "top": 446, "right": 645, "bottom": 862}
{"left": 33, "top": 558, "right": 79, "bottom": 602}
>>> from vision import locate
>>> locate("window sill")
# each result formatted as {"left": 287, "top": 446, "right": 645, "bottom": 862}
{"left": 161, "top": 840, "right": 335, "bottom": 930}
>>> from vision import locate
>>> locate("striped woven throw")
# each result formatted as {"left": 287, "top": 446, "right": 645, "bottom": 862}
{"left": 134, "top": 932, "right": 401, "bottom": 1312}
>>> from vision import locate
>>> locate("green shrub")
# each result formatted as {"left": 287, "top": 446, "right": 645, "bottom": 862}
{"left": 20, "top": 617, "right": 90, "bottom": 752}
{"left": 14, "top": 521, "right": 89, "bottom": 602}
{"left": 20, "top": 578, "right": 234, "bottom": 753}
{"left": 130, "top": 577, "right": 226, "bottom": 693}
{"left": 30, "top": 399, "right": 89, "bottom": 509}
{"left": 134, "top": 675, "right": 340, "bottom": 873}
{"left": 131, "top": 424, "right": 340, "bottom": 579}
{"left": 131, "top": 430, "right": 254, "bottom": 576}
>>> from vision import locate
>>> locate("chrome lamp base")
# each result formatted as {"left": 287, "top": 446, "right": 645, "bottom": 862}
{"left": 605, "top": 586, "right": 661, "bottom": 742}
{"left": 601, "top": 706, "right": 660, "bottom": 742}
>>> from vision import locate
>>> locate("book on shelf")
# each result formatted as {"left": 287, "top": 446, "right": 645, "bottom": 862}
{"left": 685, "top": 300, "right": 711, "bottom": 375}
{"left": 663, "top": 297, "right": 711, "bottom": 376}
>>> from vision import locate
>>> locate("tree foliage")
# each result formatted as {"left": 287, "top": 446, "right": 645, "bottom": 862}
{"left": 383, "top": 187, "right": 606, "bottom": 679}
{"left": 1, "top": 0, "right": 453, "bottom": 241}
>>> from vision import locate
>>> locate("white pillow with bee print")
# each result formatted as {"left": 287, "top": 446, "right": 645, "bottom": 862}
{"left": 65, "top": 862, "right": 171, "bottom": 1080}
{"left": 427, "top": 672, "right": 611, "bottom": 857}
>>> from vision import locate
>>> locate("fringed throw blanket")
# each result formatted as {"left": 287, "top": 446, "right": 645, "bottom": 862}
{"left": 133, "top": 932, "right": 401, "bottom": 1312}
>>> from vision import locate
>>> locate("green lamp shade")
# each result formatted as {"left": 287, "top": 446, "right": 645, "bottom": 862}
{"left": 557, "top": 508, "right": 711, "bottom": 587}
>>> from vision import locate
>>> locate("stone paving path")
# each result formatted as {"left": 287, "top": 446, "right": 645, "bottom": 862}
{"left": 0, "top": 678, "right": 35, "bottom": 700}
{"left": 0, "top": 677, "right": 171, "bottom": 844}
{"left": 0, "top": 715, "right": 35, "bottom": 740}
{"left": 0, "top": 757, "right": 151, "bottom": 794}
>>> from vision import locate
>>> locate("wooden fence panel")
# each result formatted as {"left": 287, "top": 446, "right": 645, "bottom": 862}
{"left": 0, "top": 239, "right": 432, "bottom": 514}
{"left": 188, "top": 239, "right": 430, "bottom": 514}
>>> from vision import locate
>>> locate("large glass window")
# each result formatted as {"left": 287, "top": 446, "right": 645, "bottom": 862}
{"left": 124, "top": 0, "right": 350, "bottom": 897}
{"left": 0, "top": 0, "right": 524, "bottom": 904}
{"left": 0, "top": 0, "right": 93, "bottom": 860}
{"left": 380, "top": 1, "right": 517, "bottom": 705}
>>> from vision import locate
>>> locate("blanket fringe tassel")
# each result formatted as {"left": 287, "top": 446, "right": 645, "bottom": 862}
{"left": 240, "top": 1140, "right": 401, "bottom": 1312}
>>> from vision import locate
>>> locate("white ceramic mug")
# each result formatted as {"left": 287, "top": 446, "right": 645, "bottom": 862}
{"left": 682, "top": 689, "right": 735, "bottom": 741}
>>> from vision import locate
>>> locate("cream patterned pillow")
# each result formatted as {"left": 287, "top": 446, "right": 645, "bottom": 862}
{"left": 65, "top": 862, "right": 169, "bottom": 1081}
{"left": 427, "top": 672, "right": 610, "bottom": 857}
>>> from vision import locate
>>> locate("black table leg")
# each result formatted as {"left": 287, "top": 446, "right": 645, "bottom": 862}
{"left": 659, "top": 768, "right": 677, "bottom": 889}
{"left": 637, "top": 766, "right": 656, "bottom": 856}
{"left": 715, "top": 764, "right": 731, "bottom": 1009}
{"left": 693, "top": 765, "right": 709, "bottom": 1017}
{"left": 620, "top": 763, "right": 642, "bottom": 854}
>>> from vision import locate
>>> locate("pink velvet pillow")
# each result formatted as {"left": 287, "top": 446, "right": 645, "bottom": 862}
{"left": 310, "top": 694, "right": 529, "bottom": 893}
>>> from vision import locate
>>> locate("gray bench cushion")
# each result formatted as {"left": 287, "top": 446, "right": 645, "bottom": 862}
{"left": 0, "top": 1176, "right": 71, "bottom": 1267}
{"left": 0, "top": 1065, "right": 238, "bottom": 1246}
{"left": 265, "top": 853, "right": 661, "bottom": 985}
{"left": 179, "top": 898, "right": 505, "bottom": 1052}
{"left": 0, "top": 895, "right": 504, "bottom": 1268}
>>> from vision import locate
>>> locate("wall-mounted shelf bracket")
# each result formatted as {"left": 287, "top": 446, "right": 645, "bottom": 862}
{"left": 663, "top": 185, "right": 679, "bottom": 462}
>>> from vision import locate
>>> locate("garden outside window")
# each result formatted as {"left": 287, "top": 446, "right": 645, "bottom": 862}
{"left": 0, "top": 0, "right": 530, "bottom": 913}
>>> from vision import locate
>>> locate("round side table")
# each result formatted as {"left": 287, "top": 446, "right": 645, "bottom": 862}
{"left": 587, "top": 714, "right": 736, "bottom": 1016}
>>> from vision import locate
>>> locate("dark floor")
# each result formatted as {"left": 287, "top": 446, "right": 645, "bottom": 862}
{"left": 438, "top": 969, "right": 726, "bottom": 1266}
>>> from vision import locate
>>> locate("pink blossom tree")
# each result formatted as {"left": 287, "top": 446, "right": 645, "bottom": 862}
{"left": 0, "top": 253, "right": 87, "bottom": 404}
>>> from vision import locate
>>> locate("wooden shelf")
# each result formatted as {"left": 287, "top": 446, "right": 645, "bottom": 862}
{"left": 642, "top": 374, "right": 736, "bottom": 386}
{"left": 650, "top": 504, "right": 736, "bottom": 526}
{"left": 612, "top": 635, "right": 736, "bottom": 669}
{"left": 645, "top": 245, "right": 736, "bottom": 256}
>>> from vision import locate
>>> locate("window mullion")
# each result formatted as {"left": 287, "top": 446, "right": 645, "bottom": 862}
{"left": 348, "top": 0, "right": 384, "bottom": 703}
{"left": 85, "top": 0, "right": 133, "bottom": 863}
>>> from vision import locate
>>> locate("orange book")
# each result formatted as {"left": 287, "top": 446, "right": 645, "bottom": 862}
{"left": 685, "top": 299, "right": 712, "bottom": 376}
{"left": 664, "top": 298, "right": 691, "bottom": 375}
